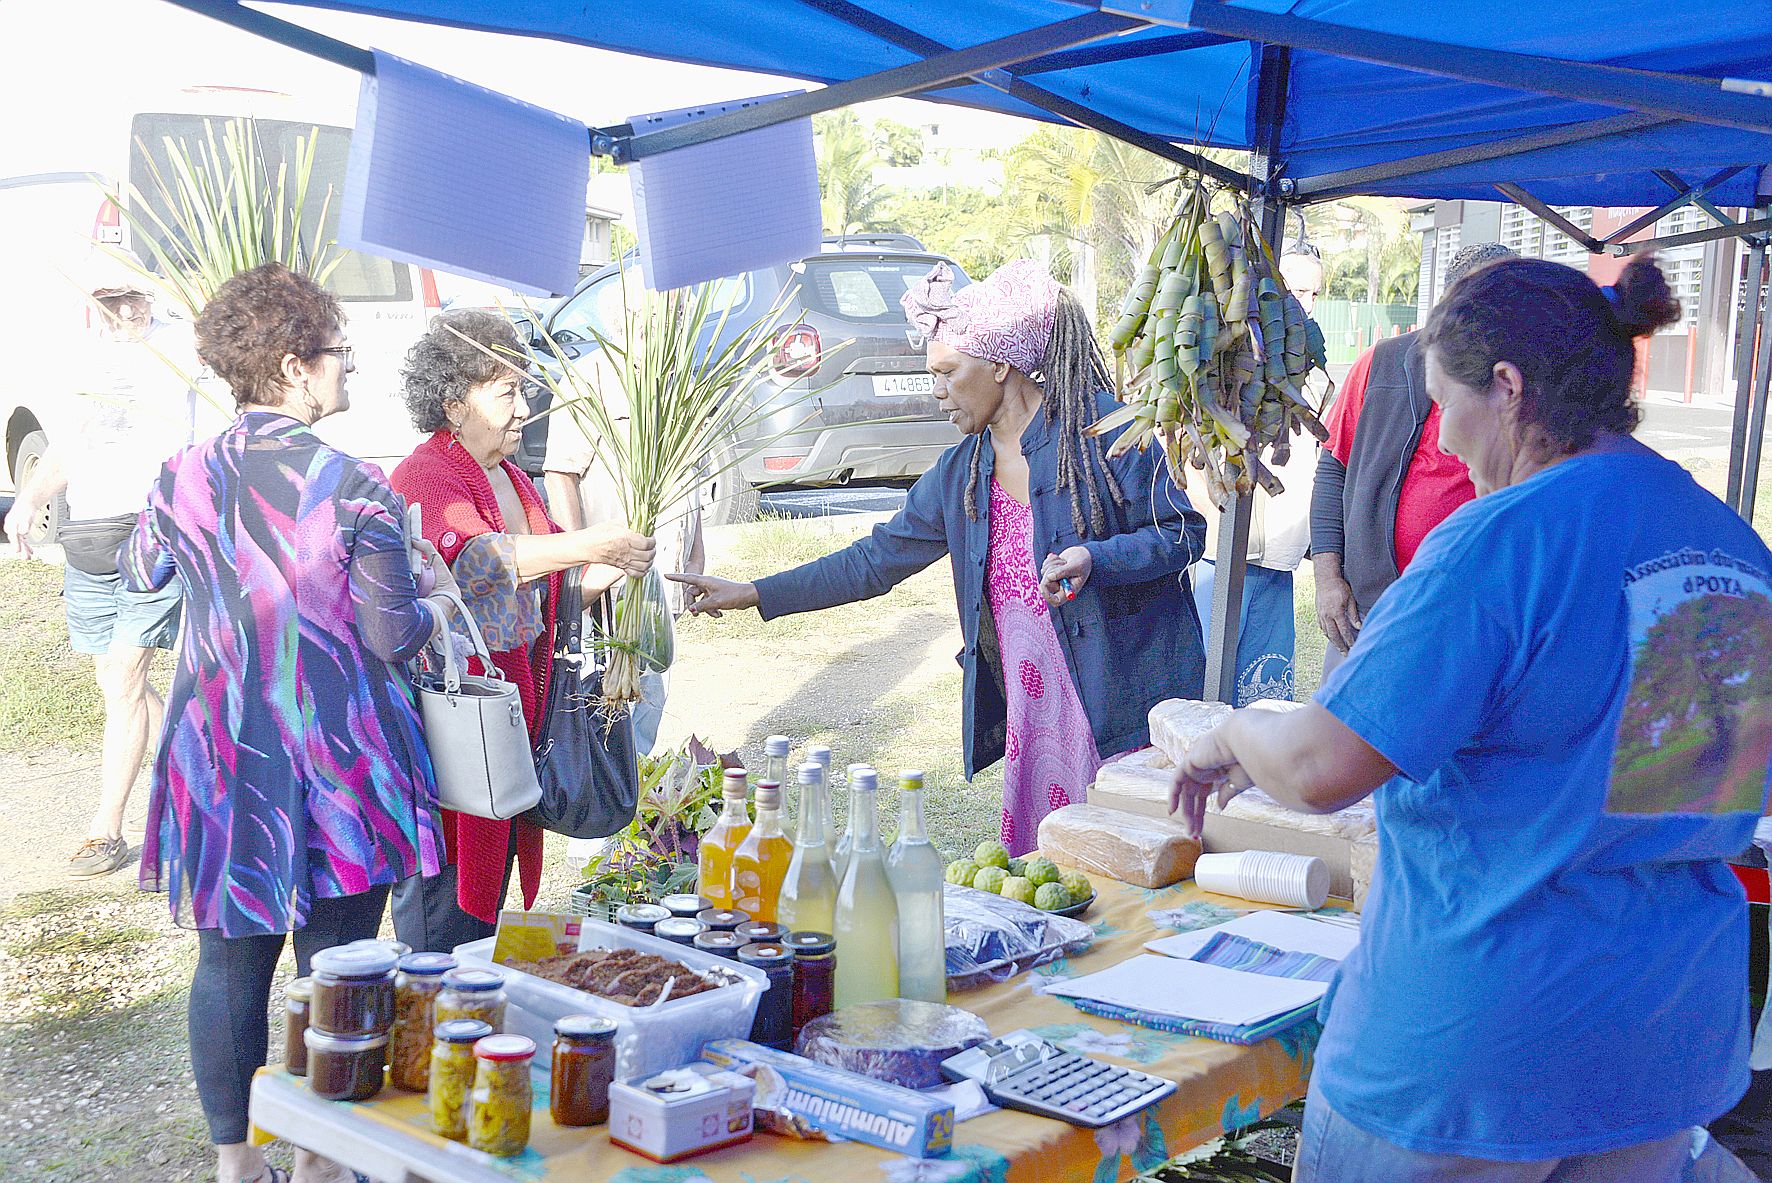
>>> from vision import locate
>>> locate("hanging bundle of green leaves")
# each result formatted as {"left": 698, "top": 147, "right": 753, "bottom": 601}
{"left": 104, "top": 116, "right": 342, "bottom": 317}
{"left": 1089, "top": 182, "right": 1330, "bottom": 510}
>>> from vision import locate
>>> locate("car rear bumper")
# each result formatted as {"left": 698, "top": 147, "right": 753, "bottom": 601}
{"left": 737, "top": 419, "right": 962, "bottom": 487}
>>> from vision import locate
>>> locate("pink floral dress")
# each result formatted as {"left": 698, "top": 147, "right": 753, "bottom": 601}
{"left": 986, "top": 477, "right": 1103, "bottom": 856}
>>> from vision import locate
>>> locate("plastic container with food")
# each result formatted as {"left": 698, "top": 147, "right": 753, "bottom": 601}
{"left": 453, "top": 918, "right": 766, "bottom": 1081}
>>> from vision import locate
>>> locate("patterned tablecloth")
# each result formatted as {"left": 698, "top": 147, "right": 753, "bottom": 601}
{"left": 249, "top": 877, "right": 1320, "bottom": 1183}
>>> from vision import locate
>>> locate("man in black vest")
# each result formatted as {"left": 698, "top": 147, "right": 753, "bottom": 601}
{"left": 1309, "top": 242, "right": 1514, "bottom": 672}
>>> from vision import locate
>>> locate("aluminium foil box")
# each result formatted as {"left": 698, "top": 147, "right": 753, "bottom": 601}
{"left": 700, "top": 1038, "right": 955, "bottom": 1159}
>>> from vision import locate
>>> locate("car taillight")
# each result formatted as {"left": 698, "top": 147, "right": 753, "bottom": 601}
{"left": 92, "top": 197, "right": 122, "bottom": 245}
{"left": 771, "top": 325, "right": 821, "bottom": 378}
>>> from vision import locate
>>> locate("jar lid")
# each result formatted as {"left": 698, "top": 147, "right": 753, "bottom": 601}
{"left": 304, "top": 1026, "right": 389, "bottom": 1053}
{"left": 285, "top": 976, "right": 315, "bottom": 1002}
{"left": 733, "top": 921, "right": 786, "bottom": 943}
{"left": 475, "top": 1034, "right": 537, "bottom": 1062}
{"left": 555, "top": 1014, "right": 618, "bottom": 1040}
{"left": 616, "top": 903, "right": 671, "bottom": 923}
{"left": 696, "top": 908, "right": 748, "bottom": 929}
{"left": 434, "top": 1018, "right": 495, "bottom": 1044}
{"left": 783, "top": 931, "right": 836, "bottom": 956}
{"left": 692, "top": 931, "right": 744, "bottom": 951}
{"left": 737, "top": 942, "right": 792, "bottom": 966}
{"left": 654, "top": 918, "right": 706, "bottom": 942}
{"left": 350, "top": 938, "right": 412, "bottom": 959}
{"left": 397, "top": 952, "right": 458, "bottom": 977}
{"left": 440, "top": 968, "right": 505, "bottom": 992}
{"left": 311, "top": 944, "right": 399, "bottom": 979}
{"left": 660, "top": 893, "right": 711, "bottom": 916}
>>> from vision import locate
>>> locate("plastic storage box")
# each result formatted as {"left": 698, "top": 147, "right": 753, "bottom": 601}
{"left": 453, "top": 920, "right": 767, "bottom": 1080}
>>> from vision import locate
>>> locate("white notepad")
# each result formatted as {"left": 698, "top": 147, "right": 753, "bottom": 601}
{"left": 1044, "top": 955, "right": 1326, "bottom": 1027}
{"left": 628, "top": 91, "right": 822, "bottom": 292}
{"left": 341, "top": 50, "right": 589, "bottom": 298}
{"left": 1144, "top": 910, "right": 1361, "bottom": 963}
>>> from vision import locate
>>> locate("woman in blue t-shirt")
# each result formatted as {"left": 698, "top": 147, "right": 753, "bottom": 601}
{"left": 1172, "top": 254, "right": 1772, "bottom": 1182}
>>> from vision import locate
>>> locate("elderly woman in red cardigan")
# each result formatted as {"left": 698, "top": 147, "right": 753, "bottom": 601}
{"left": 390, "top": 309, "right": 653, "bottom": 951}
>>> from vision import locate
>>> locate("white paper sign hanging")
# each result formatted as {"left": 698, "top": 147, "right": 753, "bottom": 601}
{"left": 627, "top": 92, "right": 822, "bottom": 292}
{"left": 340, "top": 50, "right": 589, "bottom": 298}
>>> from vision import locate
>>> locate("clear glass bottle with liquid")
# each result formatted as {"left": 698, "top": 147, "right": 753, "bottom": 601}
{"left": 886, "top": 770, "right": 947, "bottom": 1003}
{"left": 763, "top": 735, "right": 792, "bottom": 790}
{"left": 731, "top": 780, "right": 793, "bottom": 922}
{"left": 832, "top": 763, "right": 870, "bottom": 882}
{"left": 697, "top": 769, "right": 752, "bottom": 909}
{"left": 806, "top": 744, "right": 835, "bottom": 851}
{"left": 833, "top": 767, "right": 898, "bottom": 1007}
{"left": 778, "top": 762, "right": 837, "bottom": 934}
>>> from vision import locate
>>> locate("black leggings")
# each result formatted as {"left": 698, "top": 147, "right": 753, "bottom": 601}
{"left": 188, "top": 887, "right": 389, "bottom": 1144}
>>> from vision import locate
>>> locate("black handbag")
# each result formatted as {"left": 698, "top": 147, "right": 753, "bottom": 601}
{"left": 58, "top": 515, "right": 138, "bottom": 576}
{"left": 524, "top": 566, "right": 640, "bottom": 838}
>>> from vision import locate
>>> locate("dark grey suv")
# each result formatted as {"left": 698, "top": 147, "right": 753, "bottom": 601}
{"left": 520, "top": 235, "right": 969, "bottom": 524}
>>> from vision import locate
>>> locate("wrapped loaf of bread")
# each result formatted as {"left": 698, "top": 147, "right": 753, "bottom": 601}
{"left": 1037, "top": 803, "right": 1200, "bottom": 888}
{"left": 1091, "top": 746, "right": 1174, "bottom": 805}
{"left": 1147, "top": 699, "right": 1233, "bottom": 766}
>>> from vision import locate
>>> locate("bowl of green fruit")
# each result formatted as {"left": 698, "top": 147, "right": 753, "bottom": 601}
{"left": 946, "top": 839, "right": 1095, "bottom": 918}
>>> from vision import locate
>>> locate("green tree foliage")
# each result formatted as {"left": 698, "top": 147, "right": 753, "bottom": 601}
{"left": 873, "top": 118, "right": 925, "bottom": 167}
{"left": 815, "top": 110, "right": 888, "bottom": 234}
{"left": 878, "top": 187, "right": 1014, "bottom": 280}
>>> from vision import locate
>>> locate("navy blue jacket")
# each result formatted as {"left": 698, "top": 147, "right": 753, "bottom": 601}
{"left": 754, "top": 390, "right": 1207, "bottom": 779}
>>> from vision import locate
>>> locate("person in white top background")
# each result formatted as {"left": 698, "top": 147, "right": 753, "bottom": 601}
{"left": 4, "top": 249, "right": 208, "bottom": 879}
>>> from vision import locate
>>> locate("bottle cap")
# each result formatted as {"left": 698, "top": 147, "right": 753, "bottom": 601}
{"left": 783, "top": 931, "right": 836, "bottom": 957}
{"left": 765, "top": 735, "right": 791, "bottom": 757}
{"left": 851, "top": 767, "right": 878, "bottom": 792}
{"left": 474, "top": 1034, "right": 537, "bottom": 1062}
{"left": 797, "top": 761, "right": 822, "bottom": 784}
{"left": 396, "top": 952, "right": 458, "bottom": 977}
{"left": 808, "top": 745, "right": 831, "bottom": 768}
{"left": 722, "top": 768, "right": 749, "bottom": 798}
{"left": 898, "top": 769, "right": 925, "bottom": 791}
{"left": 756, "top": 780, "right": 781, "bottom": 806}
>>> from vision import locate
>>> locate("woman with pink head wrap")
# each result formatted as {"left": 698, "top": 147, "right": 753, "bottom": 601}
{"left": 673, "top": 260, "right": 1208, "bottom": 852}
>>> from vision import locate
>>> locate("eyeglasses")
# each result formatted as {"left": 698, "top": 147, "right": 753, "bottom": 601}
{"left": 315, "top": 345, "right": 355, "bottom": 367}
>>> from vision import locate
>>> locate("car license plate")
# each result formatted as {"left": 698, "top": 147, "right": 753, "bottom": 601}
{"left": 872, "top": 373, "right": 935, "bottom": 398}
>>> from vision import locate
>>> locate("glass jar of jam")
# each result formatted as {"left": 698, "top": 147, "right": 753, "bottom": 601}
{"left": 469, "top": 1034, "right": 535, "bottom": 1157}
{"left": 283, "top": 977, "right": 314, "bottom": 1077}
{"left": 692, "top": 930, "right": 745, "bottom": 960}
{"left": 304, "top": 1027, "right": 387, "bottom": 1102}
{"left": 660, "top": 893, "right": 711, "bottom": 920}
{"left": 783, "top": 931, "right": 835, "bottom": 1035}
{"left": 309, "top": 944, "right": 398, "bottom": 1037}
{"left": 738, "top": 942, "right": 794, "bottom": 1050}
{"left": 430, "top": 1018, "right": 492, "bottom": 1140}
{"left": 733, "top": 920, "right": 786, "bottom": 945}
{"left": 696, "top": 907, "right": 748, "bottom": 932}
{"left": 550, "top": 1015, "right": 617, "bottom": 1127}
{"left": 436, "top": 968, "right": 506, "bottom": 1031}
{"left": 615, "top": 902, "right": 670, "bottom": 935}
{"left": 389, "top": 953, "right": 456, "bottom": 1092}
{"left": 654, "top": 917, "right": 706, "bottom": 947}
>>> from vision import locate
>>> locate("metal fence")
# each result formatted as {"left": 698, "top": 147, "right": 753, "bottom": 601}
{"left": 1310, "top": 299, "right": 1419, "bottom": 364}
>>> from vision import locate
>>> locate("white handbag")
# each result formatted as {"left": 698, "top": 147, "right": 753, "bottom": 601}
{"left": 415, "top": 589, "right": 543, "bottom": 821}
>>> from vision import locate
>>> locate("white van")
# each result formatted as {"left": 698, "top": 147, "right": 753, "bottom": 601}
{"left": 0, "top": 86, "right": 434, "bottom": 539}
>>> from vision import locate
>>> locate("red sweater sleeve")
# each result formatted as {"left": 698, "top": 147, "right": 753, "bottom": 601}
{"left": 1325, "top": 347, "right": 1373, "bottom": 466}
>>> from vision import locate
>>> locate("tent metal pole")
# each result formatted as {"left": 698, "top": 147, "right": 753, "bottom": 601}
{"left": 1606, "top": 215, "right": 1772, "bottom": 256}
{"left": 1742, "top": 258, "right": 1772, "bottom": 521}
{"left": 1290, "top": 113, "right": 1670, "bottom": 201}
{"left": 1494, "top": 183, "right": 1602, "bottom": 252}
{"left": 1018, "top": 30, "right": 1236, "bottom": 74}
{"left": 786, "top": 0, "right": 1252, "bottom": 188}
{"left": 1108, "top": 0, "right": 1772, "bottom": 135}
{"left": 1599, "top": 167, "right": 1745, "bottom": 245}
{"left": 616, "top": 9, "right": 1142, "bottom": 159}
{"left": 1205, "top": 42, "right": 1288, "bottom": 705}
{"left": 1726, "top": 242, "right": 1764, "bottom": 513}
{"left": 1652, "top": 170, "right": 1740, "bottom": 231}
{"left": 160, "top": 0, "right": 375, "bottom": 73}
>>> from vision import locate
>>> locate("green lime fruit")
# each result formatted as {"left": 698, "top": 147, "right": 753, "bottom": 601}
{"left": 945, "top": 858, "right": 980, "bottom": 887}
{"left": 1034, "top": 882, "right": 1074, "bottom": 911}
{"left": 972, "top": 866, "right": 1009, "bottom": 894}
{"left": 1024, "top": 857, "right": 1062, "bottom": 887}
{"left": 1059, "top": 870, "right": 1093, "bottom": 902}
{"left": 1007, "top": 857, "right": 1029, "bottom": 878}
{"left": 1000, "top": 876, "right": 1037, "bottom": 905}
{"left": 973, "top": 840, "right": 1011, "bottom": 870}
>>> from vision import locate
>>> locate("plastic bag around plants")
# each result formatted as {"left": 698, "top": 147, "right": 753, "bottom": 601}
{"left": 944, "top": 883, "right": 1095, "bottom": 991}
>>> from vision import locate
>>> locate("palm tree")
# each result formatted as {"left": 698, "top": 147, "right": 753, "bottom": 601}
{"left": 815, "top": 110, "right": 887, "bottom": 234}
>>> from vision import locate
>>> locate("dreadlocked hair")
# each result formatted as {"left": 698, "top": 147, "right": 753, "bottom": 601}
{"left": 962, "top": 287, "right": 1127, "bottom": 536}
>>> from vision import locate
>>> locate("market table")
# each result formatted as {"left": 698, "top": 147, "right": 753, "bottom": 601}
{"left": 249, "top": 877, "right": 1321, "bottom": 1183}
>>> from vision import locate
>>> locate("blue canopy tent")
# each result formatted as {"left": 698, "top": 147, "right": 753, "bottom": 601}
{"left": 167, "top": 0, "right": 1772, "bottom": 701}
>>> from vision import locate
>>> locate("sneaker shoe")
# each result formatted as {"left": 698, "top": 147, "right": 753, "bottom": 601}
{"left": 68, "top": 836, "right": 129, "bottom": 879}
